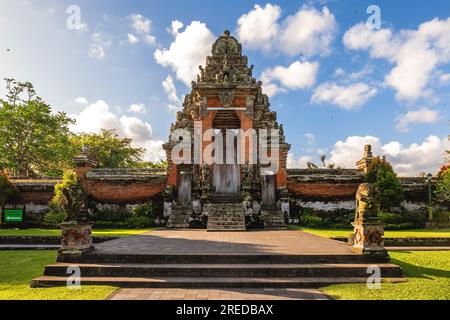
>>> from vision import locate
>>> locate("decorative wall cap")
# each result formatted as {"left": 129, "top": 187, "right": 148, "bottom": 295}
{"left": 86, "top": 168, "right": 167, "bottom": 181}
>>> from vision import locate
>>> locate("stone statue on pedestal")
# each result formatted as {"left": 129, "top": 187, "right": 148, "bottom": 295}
{"left": 59, "top": 181, "right": 93, "bottom": 255}
{"left": 351, "top": 183, "right": 387, "bottom": 257}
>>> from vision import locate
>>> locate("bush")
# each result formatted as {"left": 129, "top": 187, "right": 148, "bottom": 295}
{"left": 296, "top": 207, "right": 354, "bottom": 229}
{"left": 90, "top": 208, "right": 131, "bottom": 223}
{"left": 380, "top": 210, "right": 427, "bottom": 229}
{"left": 43, "top": 211, "right": 65, "bottom": 227}
{"left": 300, "top": 215, "right": 326, "bottom": 229}
{"left": 0, "top": 174, "right": 18, "bottom": 206}
{"left": 126, "top": 216, "right": 152, "bottom": 228}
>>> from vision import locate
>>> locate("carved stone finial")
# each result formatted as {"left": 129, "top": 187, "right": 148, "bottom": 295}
{"left": 224, "top": 30, "right": 230, "bottom": 37}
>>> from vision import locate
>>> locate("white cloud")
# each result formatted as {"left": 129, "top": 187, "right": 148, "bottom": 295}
{"left": 311, "top": 82, "right": 377, "bottom": 110}
{"left": 287, "top": 153, "right": 314, "bottom": 169}
{"left": 165, "top": 104, "right": 182, "bottom": 113}
{"left": 130, "top": 14, "right": 151, "bottom": 34}
{"left": 343, "top": 18, "right": 450, "bottom": 101}
{"left": 236, "top": 4, "right": 281, "bottom": 51}
{"left": 70, "top": 100, "right": 164, "bottom": 162}
{"left": 329, "top": 135, "right": 449, "bottom": 176}
{"left": 127, "top": 103, "right": 147, "bottom": 114}
{"left": 334, "top": 68, "right": 346, "bottom": 77}
{"left": 304, "top": 133, "right": 316, "bottom": 145}
{"left": 89, "top": 33, "right": 111, "bottom": 59}
{"left": 395, "top": 107, "right": 440, "bottom": 132}
{"left": 439, "top": 73, "right": 450, "bottom": 83}
{"left": 75, "top": 97, "right": 88, "bottom": 105}
{"left": 168, "top": 20, "right": 184, "bottom": 36}
{"left": 279, "top": 6, "right": 337, "bottom": 56}
{"left": 127, "top": 33, "right": 139, "bottom": 45}
{"left": 261, "top": 61, "right": 319, "bottom": 96}
{"left": 154, "top": 21, "right": 215, "bottom": 86}
{"left": 128, "top": 14, "right": 156, "bottom": 46}
{"left": 236, "top": 5, "right": 337, "bottom": 57}
{"left": 162, "top": 75, "right": 180, "bottom": 103}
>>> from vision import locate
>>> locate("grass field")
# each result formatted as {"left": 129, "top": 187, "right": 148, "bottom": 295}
{"left": 0, "top": 228, "right": 158, "bottom": 237}
{"left": 322, "top": 251, "right": 450, "bottom": 300}
{"left": 0, "top": 250, "right": 116, "bottom": 300}
{"left": 288, "top": 225, "right": 450, "bottom": 238}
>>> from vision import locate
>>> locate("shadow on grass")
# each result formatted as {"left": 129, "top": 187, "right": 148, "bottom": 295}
{"left": 390, "top": 254, "right": 450, "bottom": 280}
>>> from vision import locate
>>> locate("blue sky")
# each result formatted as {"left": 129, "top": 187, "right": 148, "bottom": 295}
{"left": 0, "top": 0, "right": 449, "bottom": 175}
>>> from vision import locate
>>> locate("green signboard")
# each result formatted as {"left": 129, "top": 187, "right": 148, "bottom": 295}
{"left": 4, "top": 209, "right": 24, "bottom": 223}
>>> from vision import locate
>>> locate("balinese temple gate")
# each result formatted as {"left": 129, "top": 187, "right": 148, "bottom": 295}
{"left": 163, "top": 31, "right": 291, "bottom": 231}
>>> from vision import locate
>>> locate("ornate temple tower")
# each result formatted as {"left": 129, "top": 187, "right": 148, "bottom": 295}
{"left": 163, "top": 31, "right": 290, "bottom": 231}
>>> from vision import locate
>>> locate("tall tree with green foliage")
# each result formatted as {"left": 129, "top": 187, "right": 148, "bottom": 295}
{"left": 366, "top": 157, "right": 404, "bottom": 210}
{"left": 71, "top": 129, "right": 145, "bottom": 168}
{"left": 435, "top": 165, "right": 450, "bottom": 205}
{"left": 0, "top": 79, "right": 75, "bottom": 177}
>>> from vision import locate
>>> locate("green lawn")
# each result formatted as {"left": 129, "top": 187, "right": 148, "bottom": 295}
{"left": 288, "top": 225, "right": 450, "bottom": 238}
{"left": 0, "top": 228, "right": 157, "bottom": 237}
{"left": 0, "top": 250, "right": 116, "bottom": 300}
{"left": 322, "top": 251, "right": 450, "bottom": 300}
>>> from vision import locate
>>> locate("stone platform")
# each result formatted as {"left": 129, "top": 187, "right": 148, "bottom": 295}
{"left": 31, "top": 230, "right": 405, "bottom": 289}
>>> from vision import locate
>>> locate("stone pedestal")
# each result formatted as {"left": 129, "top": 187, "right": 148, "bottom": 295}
{"left": 59, "top": 222, "right": 94, "bottom": 255}
{"left": 352, "top": 220, "right": 387, "bottom": 257}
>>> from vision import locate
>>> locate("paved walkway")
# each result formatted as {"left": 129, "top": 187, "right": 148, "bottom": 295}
{"left": 109, "top": 288, "right": 329, "bottom": 300}
{"left": 93, "top": 230, "right": 354, "bottom": 255}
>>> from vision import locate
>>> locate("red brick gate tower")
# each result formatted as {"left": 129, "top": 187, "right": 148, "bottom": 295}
{"left": 163, "top": 31, "right": 290, "bottom": 230}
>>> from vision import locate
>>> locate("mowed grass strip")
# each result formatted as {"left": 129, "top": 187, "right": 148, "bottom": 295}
{"left": 288, "top": 225, "right": 450, "bottom": 238}
{"left": 321, "top": 251, "right": 450, "bottom": 300}
{"left": 0, "top": 228, "right": 158, "bottom": 237}
{"left": 0, "top": 250, "right": 116, "bottom": 300}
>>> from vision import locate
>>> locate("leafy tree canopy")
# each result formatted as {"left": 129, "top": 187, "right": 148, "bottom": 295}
{"left": 435, "top": 164, "right": 450, "bottom": 204}
{"left": 70, "top": 129, "right": 145, "bottom": 168}
{"left": 0, "top": 79, "right": 75, "bottom": 177}
{"left": 366, "top": 157, "right": 405, "bottom": 210}
{"left": 0, "top": 173, "right": 18, "bottom": 206}
{"left": 50, "top": 169, "right": 77, "bottom": 210}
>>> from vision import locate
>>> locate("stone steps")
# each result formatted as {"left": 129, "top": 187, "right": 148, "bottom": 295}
{"left": 42, "top": 262, "right": 402, "bottom": 278}
{"left": 31, "top": 276, "right": 407, "bottom": 289}
{"left": 57, "top": 253, "right": 391, "bottom": 264}
{"left": 166, "top": 207, "right": 191, "bottom": 229}
{"left": 206, "top": 203, "right": 246, "bottom": 232}
{"left": 209, "top": 193, "right": 242, "bottom": 204}
{"left": 262, "top": 209, "right": 287, "bottom": 230}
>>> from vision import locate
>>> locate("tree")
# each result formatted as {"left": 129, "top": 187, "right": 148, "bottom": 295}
{"left": 0, "top": 79, "right": 75, "bottom": 177}
{"left": 366, "top": 157, "right": 404, "bottom": 210}
{"left": 71, "top": 129, "right": 145, "bottom": 168}
{"left": 435, "top": 164, "right": 450, "bottom": 204}
{"left": 0, "top": 173, "right": 17, "bottom": 206}
{"left": 50, "top": 170, "right": 77, "bottom": 210}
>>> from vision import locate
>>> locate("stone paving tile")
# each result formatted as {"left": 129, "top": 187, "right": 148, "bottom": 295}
{"left": 94, "top": 230, "right": 353, "bottom": 255}
{"left": 109, "top": 288, "right": 329, "bottom": 300}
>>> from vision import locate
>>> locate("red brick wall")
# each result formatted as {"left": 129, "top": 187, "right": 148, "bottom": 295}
{"left": 288, "top": 182, "right": 360, "bottom": 199}
{"left": 85, "top": 180, "right": 166, "bottom": 204}
{"left": 18, "top": 190, "right": 54, "bottom": 205}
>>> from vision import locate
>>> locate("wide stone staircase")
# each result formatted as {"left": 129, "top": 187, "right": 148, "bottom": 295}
{"left": 31, "top": 252, "right": 405, "bottom": 288}
{"left": 206, "top": 203, "right": 246, "bottom": 232}
{"left": 166, "top": 206, "right": 191, "bottom": 229}
{"left": 262, "top": 209, "right": 287, "bottom": 230}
